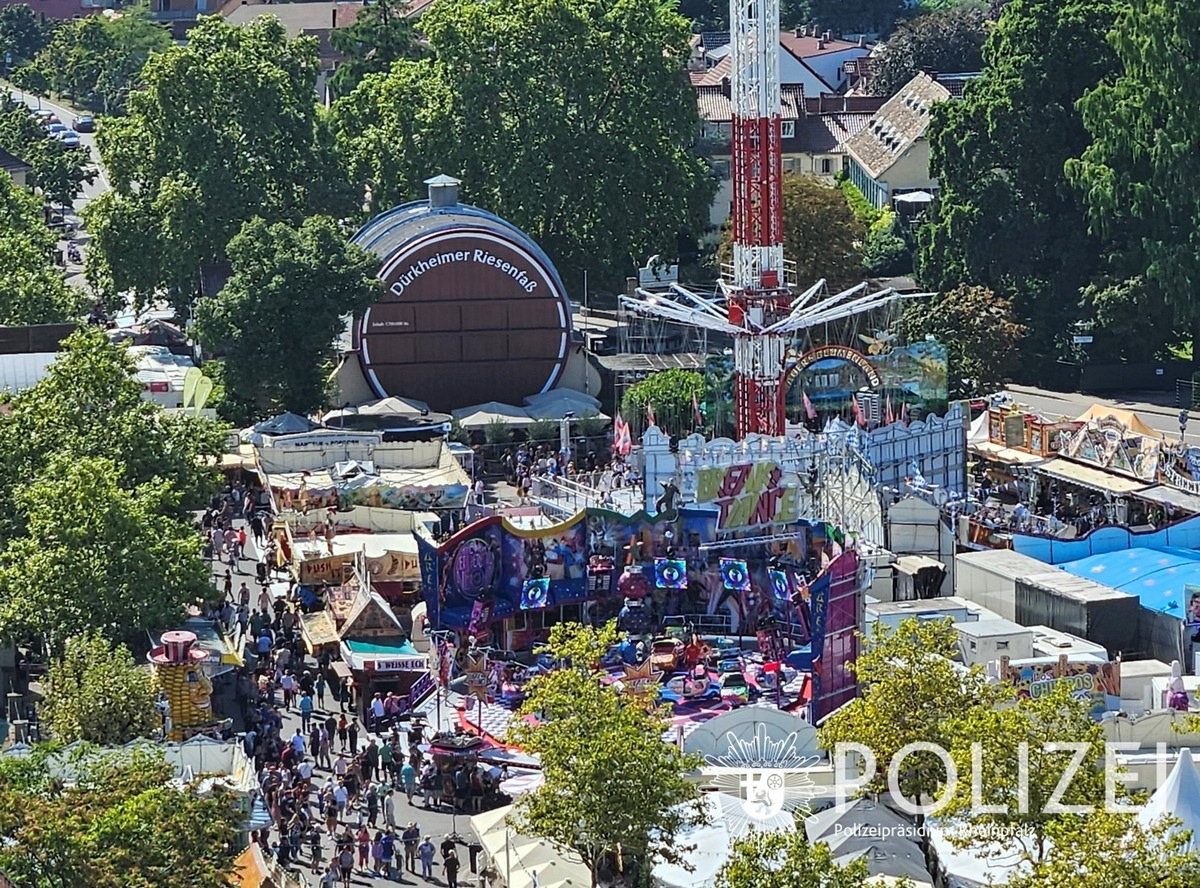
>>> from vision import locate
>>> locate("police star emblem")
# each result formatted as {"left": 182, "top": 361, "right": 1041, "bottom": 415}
{"left": 621, "top": 659, "right": 662, "bottom": 698}
{"left": 463, "top": 654, "right": 491, "bottom": 703}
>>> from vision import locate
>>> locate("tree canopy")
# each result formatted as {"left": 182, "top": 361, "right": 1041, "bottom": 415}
{"left": 328, "top": 0, "right": 421, "bottom": 96}
{"left": 0, "top": 330, "right": 220, "bottom": 647}
{"left": 29, "top": 5, "right": 171, "bottom": 114}
{"left": 506, "top": 622, "right": 706, "bottom": 888}
{"left": 191, "top": 215, "right": 381, "bottom": 420}
{"left": 0, "top": 95, "right": 95, "bottom": 210}
{"left": 819, "top": 617, "right": 1008, "bottom": 805}
{"left": 901, "top": 284, "right": 1025, "bottom": 397}
{"left": 0, "top": 3, "right": 54, "bottom": 66}
{"left": 0, "top": 165, "right": 82, "bottom": 324}
{"left": 620, "top": 368, "right": 705, "bottom": 439}
{"left": 0, "top": 746, "right": 241, "bottom": 888}
{"left": 1067, "top": 0, "right": 1200, "bottom": 356}
{"left": 917, "top": 0, "right": 1125, "bottom": 373}
{"left": 85, "top": 15, "right": 356, "bottom": 314}
{"left": 715, "top": 830, "right": 870, "bottom": 888}
{"left": 333, "top": 0, "right": 714, "bottom": 290}
{"left": 42, "top": 633, "right": 158, "bottom": 745}
{"left": 869, "top": 7, "right": 987, "bottom": 98}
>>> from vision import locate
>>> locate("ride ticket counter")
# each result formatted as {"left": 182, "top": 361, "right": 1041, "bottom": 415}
{"left": 339, "top": 639, "right": 429, "bottom": 718}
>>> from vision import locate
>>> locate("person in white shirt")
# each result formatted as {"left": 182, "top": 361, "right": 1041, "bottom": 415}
{"left": 371, "top": 693, "right": 386, "bottom": 726}
{"left": 291, "top": 729, "right": 306, "bottom": 756}
{"left": 297, "top": 759, "right": 314, "bottom": 783}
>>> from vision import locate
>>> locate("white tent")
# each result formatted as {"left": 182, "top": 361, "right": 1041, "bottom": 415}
{"left": 524, "top": 389, "right": 603, "bottom": 419}
{"left": 471, "top": 805, "right": 592, "bottom": 888}
{"left": 453, "top": 401, "right": 536, "bottom": 429}
{"left": 1140, "top": 749, "right": 1200, "bottom": 850}
{"left": 325, "top": 396, "right": 441, "bottom": 425}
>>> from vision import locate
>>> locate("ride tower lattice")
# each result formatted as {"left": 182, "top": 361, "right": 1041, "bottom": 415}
{"left": 617, "top": 0, "right": 922, "bottom": 440}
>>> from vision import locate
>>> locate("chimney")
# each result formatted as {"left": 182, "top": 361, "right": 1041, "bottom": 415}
{"left": 858, "top": 35, "right": 866, "bottom": 47}
{"left": 425, "top": 174, "right": 460, "bottom": 208}
{"left": 817, "top": 38, "right": 825, "bottom": 50}
{"left": 823, "top": 30, "right": 832, "bottom": 42}
{"left": 794, "top": 27, "right": 803, "bottom": 37}
{"left": 331, "top": 7, "right": 336, "bottom": 27}
{"left": 721, "top": 75, "right": 731, "bottom": 99}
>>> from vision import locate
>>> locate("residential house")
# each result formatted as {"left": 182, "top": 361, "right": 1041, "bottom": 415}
{"left": 0, "top": 0, "right": 106, "bottom": 20}
{"left": 695, "top": 87, "right": 884, "bottom": 234}
{"left": 691, "top": 27, "right": 873, "bottom": 96}
{"left": 842, "top": 71, "right": 951, "bottom": 210}
{"left": 222, "top": 0, "right": 364, "bottom": 100}
{"left": 0, "top": 147, "right": 31, "bottom": 188}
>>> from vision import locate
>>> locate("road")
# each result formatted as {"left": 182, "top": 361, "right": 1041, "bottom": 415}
{"left": 208, "top": 526, "right": 471, "bottom": 888}
{"left": 1001, "top": 385, "right": 1199, "bottom": 443}
{"left": 4, "top": 86, "right": 110, "bottom": 211}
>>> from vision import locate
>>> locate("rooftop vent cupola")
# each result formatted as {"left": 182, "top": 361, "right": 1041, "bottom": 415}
{"left": 425, "top": 174, "right": 461, "bottom": 208}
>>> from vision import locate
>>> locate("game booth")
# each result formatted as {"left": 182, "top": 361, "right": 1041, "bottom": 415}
{"left": 416, "top": 499, "right": 867, "bottom": 724}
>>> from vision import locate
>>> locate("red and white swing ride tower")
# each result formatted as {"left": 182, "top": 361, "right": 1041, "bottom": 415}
{"left": 621, "top": 0, "right": 909, "bottom": 439}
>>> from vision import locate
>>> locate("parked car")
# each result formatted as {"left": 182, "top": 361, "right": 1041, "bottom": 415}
{"left": 59, "top": 132, "right": 81, "bottom": 148}
{"left": 43, "top": 115, "right": 61, "bottom": 127}
{"left": 46, "top": 122, "right": 68, "bottom": 137}
{"left": 72, "top": 115, "right": 94, "bottom": 133}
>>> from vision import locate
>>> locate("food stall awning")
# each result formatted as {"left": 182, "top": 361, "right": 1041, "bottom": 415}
{"left": 340, "top": 638, "right": 427, "bottom": 672}
{"left": 970, "top": 440, "right": 1047, "bottom": 466}
{"left": 1036, "top": 458, "right": 1149, "bottom": 496}
{"left": 300, "top": 610, "right": 339, "bottom": 647}
{"left": 1136, "top": 484, "right": 1200, "bottom": 514}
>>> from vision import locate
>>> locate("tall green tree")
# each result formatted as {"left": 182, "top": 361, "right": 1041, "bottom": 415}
{"left": 0, "top": 3, "right": 55, "bottom": 66}
{"left": 85, "top": 16, "right": 356, "bottom": 315}
{"left": 506, "top": 622, "right": 707, "bottom": 888}
{"left": 0, "top": 96, "right": 95, "bottom": 209}
{"left": 1006, "top": 813, "right": 1200, "bottom": 888}
{"left": 333, "top": 0, "right": 715, "bottom": 289}
{"left": 0, "top": 747, "right": 241, "bottom": 888}
{"left": 621, "top": 368, "right": 705, "bottom": 439}
{"left": 30, "top": 5, "right": 170, "bottom": 113}
{"left": 901, "top": 284, "right": 1025, "bottom": 397}
{"left": 42, "top": 633, "right": 158, "bottom": 745}
{"left": 782, "top": 0, "right": 902, "bottom": 35}
{"left": 1067, "top": 0, "right": 1200, "bottom": 361}
{"left": 0, "top": 454, "right": 211, "bottom": 648}
{"left": 0, "top": 168, "right": 82, "bottom": 324}
{"left": 819, "top": 617, "right": 1009, "bottom": 808}
{"left": 869, "top": 8, "right": 987, "bottom": 98}
{"left": 715, "top": 831, "right": 871, "bottom": 888}
{"left": 917, "top": 0, "right": 1125, "bottom": 374}
{"left": 191, "top": 215, "right": 381, "bottom": 419}
{"left": 0, "top": 328, "right": 223, "bottom": 542}
{"left": 946, "top": 682, "right": 1108, "bottom": 862}
{"left": 329, "top": 0, "right": 421, "bottom": 96}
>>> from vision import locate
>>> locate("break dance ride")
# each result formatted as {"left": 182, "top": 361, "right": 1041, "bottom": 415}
{"left": 620, "top": 0, "right": 921, "bottom": 438}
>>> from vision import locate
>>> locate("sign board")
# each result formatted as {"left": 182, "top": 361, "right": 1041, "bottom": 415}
{"left": 695, "top": 461, "right": 800, "bottom": 530}
{"left": 363, "top": 657, "right": 428, "bottom": 672}
{"left": 1072, "top": 335, "right": 1094, "bottom": 344}
{"left": 788, "top": 345, "right": 883, "bottom": 389}
{"left": 637, "top": 257, "right": 679, "bottom": 288}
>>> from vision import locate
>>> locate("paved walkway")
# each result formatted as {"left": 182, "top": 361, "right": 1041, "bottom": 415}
{"left": 208, "top": 519, "right": 477, "bottom": 888}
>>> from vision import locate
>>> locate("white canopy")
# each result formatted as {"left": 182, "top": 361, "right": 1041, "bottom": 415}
{"left": 1140, "top": 749, "right": 1200, "bottom": 850}
{"left": 452, "top": 401, "right": 536, "bottom": 429}
{"left": 325, "top": 396, "right": 434, "bottom": 424}
{"left": 471, "top": 805, "right": 591, "bottom": 888}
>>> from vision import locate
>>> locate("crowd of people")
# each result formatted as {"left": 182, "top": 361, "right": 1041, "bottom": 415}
{"left": 502, "top": 443, "right": 638, "bottom": 505}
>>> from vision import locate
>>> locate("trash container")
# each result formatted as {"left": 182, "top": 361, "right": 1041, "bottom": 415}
{"left": 468, "top": 842, "right": 483, "bottom": 873}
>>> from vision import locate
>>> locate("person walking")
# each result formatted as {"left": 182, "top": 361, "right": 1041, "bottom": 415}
{"left": 380, "top": 829, "right": 396, "bottom": 880}
{"left": 337, "top": 716, "right": 348, "bottom": 753}
{"left": 444, "top": 848, "right": 460, "bottom": 888}
{"left": 384, "top": 788, "right": 397, "bottom": 829}
{"left": 337, "top": 846, "right": 354, "bottom": 888}
{"left": 348, "top": 719, "right": 359, "bottom": 755}
{"left": 315, "top": 671, "right": 327, "bottom": 710}
{"left": 356, "top": 824, "right": 371, "bottom": 874}
{"left": 310, "top": 827, "right": 324, "bottom": 874}
{"left": 418, "top": 836, "right": 436, "bottom": 879}
{"left": 403, "top": 821, "right": 420, "bottom": 873}
{"left": 299, "top": 691, "right": 314, "bottom": 732}
{"left": 401, "top": 759, "right": 417, "bottom": 804}
{"left": 371, "top": 831, "right": 384, "bottom": 876}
